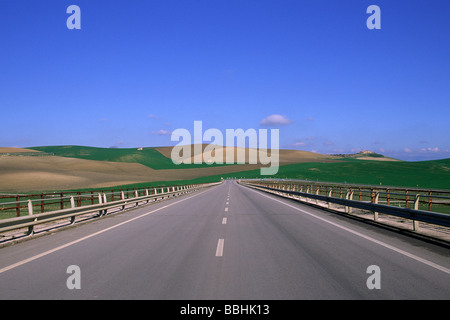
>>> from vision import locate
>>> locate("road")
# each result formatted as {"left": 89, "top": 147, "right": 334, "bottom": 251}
{"left": 0, "top": 180, "right": 449, "bottom": 300}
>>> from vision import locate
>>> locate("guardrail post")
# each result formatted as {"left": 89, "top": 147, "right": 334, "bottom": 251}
{"left": 121, "top": 191, "right": 126, "bottom": 210}
{"left": 413, "top": 194, "right": 420, "bottom": 231}
{"left": 103, "top": 193, "right": 108, "bottom": 215}
{"left": 373, "top": 192, "right": 379, "bottom": 221}
{"left": 40, "top": 194, "right": 45, "bottom": 213}
{"left": 328, "top": 188, "right": 332, "bottom": 209}
{"left": 27, "top": 200, "right": 35, "bottom": 235}
{"left": 134, "top": 190, "right": 139, "bottom": 206}
{"left": 428, "top": 191, "right": 432, "bottom": 212}
{"left": 306, "top": 187, "right": 310, "bottom": 203}
{"left": 98, "top": 193, "right": 103, "bottom": 215}
{"left": 405, "top": 190, "right": 409, "bottom": 209}
{"left": 16, "top": 195, "right": 21, "bottom": 217}
{"left": 60, "top": 193, "right": 64, "bottom": 210}
{"left": 345, "top": 189, "right": 353, "bottom": 213}
{"left": 70, "top": 196, "right": 76, "bottom": 224}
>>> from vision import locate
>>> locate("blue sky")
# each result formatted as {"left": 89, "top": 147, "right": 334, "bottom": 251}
{"left": 0, "top": 0, "right": 449, "bottom": 161}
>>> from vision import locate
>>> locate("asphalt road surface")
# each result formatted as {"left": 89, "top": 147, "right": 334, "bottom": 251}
{"left": 0, "top": 180, "right": 449, "bottom": 300}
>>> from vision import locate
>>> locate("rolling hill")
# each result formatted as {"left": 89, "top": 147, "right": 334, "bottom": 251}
{"left": 0, "top": 145, "right": 333, "bottom": 192}
{"left": 0, "top": 145, "right": 448, "bottom": 192}
{"left": 30, "top": 145, "right": 335, "bottom": 169}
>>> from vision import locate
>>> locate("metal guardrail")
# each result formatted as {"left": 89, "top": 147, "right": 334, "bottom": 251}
{"left": 1, "top": 185, "right": 206, "bottom": 217}
{"left": 240, "top": 179, "right": 450, "bottom": 213}
{"left": 0, "top": 182, "right": 221, "bottom": 236}
{"left": 240, "top": 180, "right": 450, "bottom": 231}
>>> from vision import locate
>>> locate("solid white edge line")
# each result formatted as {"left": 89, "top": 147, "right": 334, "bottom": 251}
{"left": 245, "top": 185, "right": 450, "bottom": 275}
{"left": 0, "top": 187, "right": 216, "bottom": 275}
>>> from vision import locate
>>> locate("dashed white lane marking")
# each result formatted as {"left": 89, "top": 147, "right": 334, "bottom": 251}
{"left": 222, "top": 217, "right": 227, "bottom": 225}
{"left": 215, "top": 239, "right": 224, "bottom": 257}
{"left": 224, "top": 207, "right": 228, "bottom": 212}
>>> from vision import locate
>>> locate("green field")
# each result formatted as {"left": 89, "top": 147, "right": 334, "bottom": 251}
{"left": 24, "top": 145, "right": 450, "bottom": 190}
{"left": 30, "top": 145, "right": 234, "bottom": 170}
{"left": 81, "top": 157, "right": 450, "bottom": 191}
{"left": 2, "top": 151, "right": 450, "bottom": 218}
{"left": 215, "top": 158, "right": 450, "bottom": 190}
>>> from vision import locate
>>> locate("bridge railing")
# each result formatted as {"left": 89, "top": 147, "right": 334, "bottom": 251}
{"left": 0, "top": 182, "right": 221, "bottom": 237}
{"left": 0, "top": 185, "right": 202, "bottom": 218}
{"left": 240, "top": 180, "right": 450, "bottom": 231}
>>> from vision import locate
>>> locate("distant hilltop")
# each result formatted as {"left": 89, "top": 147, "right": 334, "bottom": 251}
{"left": 0, "top": 147, "right": 54, "bottom": 157}
{"left": 331, "top": 150, "right": 399, "bottom": 161}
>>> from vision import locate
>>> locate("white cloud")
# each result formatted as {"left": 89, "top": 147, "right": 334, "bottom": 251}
{"left": 153, "top": 129, "right": 172, "bottom": 136}
{"left": 260, "top": 114, "right": 293, "bottom": 126}
{"left": 420, "top": 147, "right": 440, "bottom": 152}
{"left": 292, "top": 142, "right": 307, "bottom": 147}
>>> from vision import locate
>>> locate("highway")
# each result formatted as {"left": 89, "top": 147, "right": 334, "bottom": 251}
{"left": 0, "top": 180, "right": 449, "bottom": 300}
